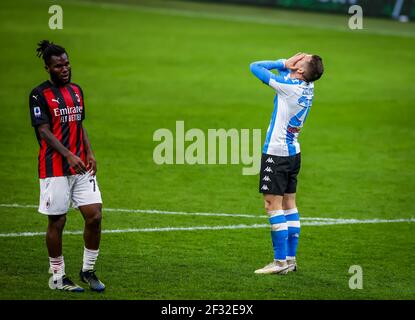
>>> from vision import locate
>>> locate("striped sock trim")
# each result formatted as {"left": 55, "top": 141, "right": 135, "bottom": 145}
{"left": 284, "top": 208, "right": 298, "bottom": 215}
{"left": 49, "top": 255, "right": 65, "bottom": 281}
{"left": 268, "top": 209, "right": 285, "bottom": 217}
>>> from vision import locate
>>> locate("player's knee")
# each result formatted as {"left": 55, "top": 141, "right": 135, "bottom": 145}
{"left": 283, "top": 196, "right": 296, "bottom": 210}
{"left": 48, "top": 215, "right": 66, "bottom": 231}
{"left": 86, "top": 210, "right": 102, "bottom": 228}
{"left": 283, "top": 202, "right": 296, "bottom": 210}
{"left": 264, "top": 200, "right": 272, "bottom": 212}
{"left": 265, "top": 202, "right": 284, "bottom": 212}
{"left": 264, "top": 195, "right": 283, "bottom": 212}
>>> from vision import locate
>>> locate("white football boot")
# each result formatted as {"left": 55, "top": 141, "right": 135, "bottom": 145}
{"left": 287, "top": 258, "right": 297, "bottom": 272}
{"left": 254, "top": 260, "right": 290, "bottom": 275}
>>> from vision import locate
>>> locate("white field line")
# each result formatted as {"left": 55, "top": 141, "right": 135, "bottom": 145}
{"left": 71, "top": 0, "right": 415, "bottom": 38}
{"left": 0, "top": 218, "right": 414, "bottom": 238}
{"left": 0, "top": 203, "right": 389, "bottom": 221}
{"left": 0, "top": 203, "right": 413, "bottom": 238}
{"left": 0, "top": 203, "right": 331, "bottom": 219}
{"left": 1, "top": 203, "right": 414, "bottom": 222}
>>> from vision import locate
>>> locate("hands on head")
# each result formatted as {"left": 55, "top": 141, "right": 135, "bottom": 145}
{"left": 285, "top": 52, "right": 307, "bottom": 71}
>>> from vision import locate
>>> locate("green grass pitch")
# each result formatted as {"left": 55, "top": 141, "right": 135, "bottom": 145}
{"left": 0, "top": 0, "right": 414, "bottom": 299}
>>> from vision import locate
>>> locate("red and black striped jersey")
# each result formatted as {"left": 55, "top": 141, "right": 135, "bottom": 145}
{"left": 29, "top": 81, "right": 86, "bottom": 179}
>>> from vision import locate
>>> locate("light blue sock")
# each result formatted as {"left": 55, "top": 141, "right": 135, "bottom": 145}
{"left": 268, "top": 210, "right": 288, "bottom": 260}
{"left": 284, "top": 208, "right": 301, "bottom": 258}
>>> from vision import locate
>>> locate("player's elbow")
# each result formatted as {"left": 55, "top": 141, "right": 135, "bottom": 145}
{"left": 249, "top": 62, "right": 258, "bottom": 74}
{"left": 38, "top": 124, "right": 50, "bottom": 138}
{"left": 250, "top": 62, "right": 267, "bottom": 84}
{"left": 249, "top": 62, "right": 261, "bottom": 79}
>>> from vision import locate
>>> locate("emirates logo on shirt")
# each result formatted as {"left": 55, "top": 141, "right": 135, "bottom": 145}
{"left": 53, "top": 105, "right": 83, "bottom": 123}
{"left": 53, "top": 105, "right": 83, "bottom": 116}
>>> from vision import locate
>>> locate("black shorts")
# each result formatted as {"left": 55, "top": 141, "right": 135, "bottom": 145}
{"left": 259, "top": 153, "right": 301, "bottom": 195}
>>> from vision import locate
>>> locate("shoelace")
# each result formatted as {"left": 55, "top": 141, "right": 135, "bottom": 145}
{"left": 62, "top": 276, "right": 76, "bottom": 286}
{"left": 85, "top": 270, "right": 99, "bottom": 281}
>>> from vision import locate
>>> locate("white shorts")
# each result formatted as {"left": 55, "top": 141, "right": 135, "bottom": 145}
{"left": 38, "top": 172, "right": 102, "bottom": 215}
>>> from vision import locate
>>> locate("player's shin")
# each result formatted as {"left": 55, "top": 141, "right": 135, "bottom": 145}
{"left": 268, "top": 210, "right": 288, "bottom": 261}
{"left": 284, "top": 208, "right": 301, "bottom": 259}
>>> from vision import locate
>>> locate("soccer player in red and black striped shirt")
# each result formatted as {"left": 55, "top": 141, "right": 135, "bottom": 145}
{"left": 29, "top": 40, "right": 105, "bottom": 292}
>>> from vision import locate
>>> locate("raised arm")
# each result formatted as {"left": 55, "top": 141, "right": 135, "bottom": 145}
{"left": 250, "top": 53, "right": 306, "bottom": 90}
{"left": 250, "top": 59, "right": 296, "bottom": 95}
{"left": 249, "top": 59, "right": 287, "bottom": 84}
{"left": 250, "top": 54, "right": 307, "bottom": 95}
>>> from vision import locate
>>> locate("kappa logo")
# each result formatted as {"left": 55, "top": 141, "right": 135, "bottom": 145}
{"left": 262, "top": 175, "right": 271, "bottom": 182}
{"left": 261, "top": 185, "right": 269, "bottom": 191}
{"left": 265, "top": 157, "right": 275, "bottom": 164}
{"left": 51, "top": 98, "right": 61, "bottom": 104}
{"left": 264, "top": 166, "right": 273, "bottom": 173}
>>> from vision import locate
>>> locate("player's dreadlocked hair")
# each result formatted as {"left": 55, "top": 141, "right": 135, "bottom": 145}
{"left": 36, "top": 40, "right": 67, "bottom": 65}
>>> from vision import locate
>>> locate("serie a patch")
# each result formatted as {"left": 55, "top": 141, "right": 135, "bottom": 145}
{"left": 34, "top": 106, "right": 41, "bottom": 118}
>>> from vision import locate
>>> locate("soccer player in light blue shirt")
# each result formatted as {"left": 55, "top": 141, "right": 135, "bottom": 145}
{"left": 250, "top": 53, "right": 324, "bottom": 274}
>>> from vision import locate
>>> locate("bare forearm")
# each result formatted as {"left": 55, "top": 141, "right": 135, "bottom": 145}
{"left": 82, "top": 126, "right": 98, "bottom": 175}
{"left": 39, "top": 128, "right": 71, "bottom": 157}
{"left": 38, "top": 124, "right": 87, "bottom": 174}
{"left": 82, "top": 127, "right": 93, "bottom": 155}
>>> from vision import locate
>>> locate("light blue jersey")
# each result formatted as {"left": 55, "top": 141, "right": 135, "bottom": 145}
{"left": 250, "top": 59, "right": 314, "bottom": 157}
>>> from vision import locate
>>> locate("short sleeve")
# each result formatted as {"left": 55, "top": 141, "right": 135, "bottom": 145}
{"left": 81, "top": 88, "right": 85, "bottom": 120}
{"left": 73, "top": 84, "right": 85, "bottom": 121}
{"left": 29, "top": 89, "right": 50, "bottom": 127}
